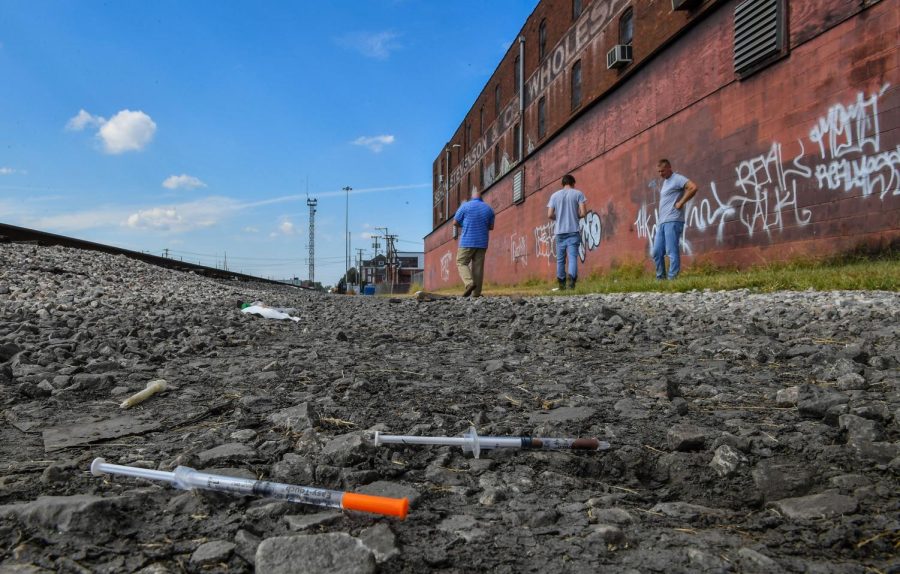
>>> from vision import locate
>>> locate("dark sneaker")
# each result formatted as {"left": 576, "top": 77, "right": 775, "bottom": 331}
{"left": 462, "top": 284, "right": 476, "bottom": 297}
{"left": 557, "top": 278, "right": 566, "bottom": 290}
{"left": 567, "top": 275, "right": 576, "bottom": 290}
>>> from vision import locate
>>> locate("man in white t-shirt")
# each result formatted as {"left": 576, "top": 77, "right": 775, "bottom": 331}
{"left": 547, "top": 174, "right": 587, "bottom": 290}
{"left": 653, "top": 159, "right": 698, "bottom": 280}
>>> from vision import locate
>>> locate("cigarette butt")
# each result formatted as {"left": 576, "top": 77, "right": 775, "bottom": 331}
{"left": 342, "top": 492, "right": 409, "bottom": 519}
{"left": 120, "top": 379, "right": 167, "bottom": 409}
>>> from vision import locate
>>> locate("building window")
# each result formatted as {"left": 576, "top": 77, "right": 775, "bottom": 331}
{"left": 571, "top": 60, "right": 582, "bottom": 110}
{"left": 573, "top": 0, "right": 583, "bottom": 20}
{"left": 514, "top": 54, "right": 521, "bottom": 92}
{"left": 495, "top": 84, "right": 502, "bottom": 116}
{"left": 513, "top": 122, "right": 521, "bottom": 161}
{"left": 494, "top": 144, "right": 501, "bottom": 176}
{"left": 538, "top": 97, "right": 546, "bottom": 139}
{"left": 734, "top": 0, "right": 786, "bottom": 77}
{"left": 619, "top": 8, "right": 634, "bottom": 46}
{"left": 539, "top": 19, "right": 547, "bottom": 60}
{"left": 479, "top": 159, "right": 484, "bottom": 188}
{"left": 479, "top": 106, "right": 484, "bottom": 135}
{"left": 465, "top": 123, "right": 471, "bottom": 150}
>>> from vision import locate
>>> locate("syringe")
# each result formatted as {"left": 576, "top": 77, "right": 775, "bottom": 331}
{"left": 90, "top": 458, "right": 408, "bottom": 519}
{"left": 373, "top": 427, "right": 610, "bottom": 458}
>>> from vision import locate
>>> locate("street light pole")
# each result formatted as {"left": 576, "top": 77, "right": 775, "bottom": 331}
{"left": 343, "top": 186, "right": 352, "bottom": 292}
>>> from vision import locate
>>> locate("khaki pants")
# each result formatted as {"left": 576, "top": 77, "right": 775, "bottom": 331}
{"left": 456, "top": 247, "right": 487, "bottom": 296}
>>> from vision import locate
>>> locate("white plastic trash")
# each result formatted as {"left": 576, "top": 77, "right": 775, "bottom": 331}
{"left": 241, "top": 305, "right": 300, "bottom": 322}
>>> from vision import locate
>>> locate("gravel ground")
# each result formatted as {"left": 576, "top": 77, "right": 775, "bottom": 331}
{"left": 0, "top": 242, "right": 898, "bottom": 574}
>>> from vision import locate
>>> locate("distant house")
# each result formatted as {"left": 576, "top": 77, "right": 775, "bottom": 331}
{"left": 361, "top": 251, "right": 424, "bottom": 294}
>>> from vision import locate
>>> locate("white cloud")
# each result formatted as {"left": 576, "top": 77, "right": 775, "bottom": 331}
{"left": 279, "top": 220, "right": 295, "bottom": 235}
{"left": 66, "top": 108, "right": 157, "bottom": 154}
{"left": 243, "top": 226, "right": 259, "bottom": 233}
{"left": 163, "top": 174, "right": 207, "bottom": 190}
{"left": 0, "top": 167, "right": 16, "bottom": 175}
{"left": 338, "top": 31, "right": 400, "bottom": 60}
{"left": 352, "top": 134, "right": 395, "bottom": 153}
{"left": 124, "top": 197, "right": 237, "bottom": 232}
{"left": 66, "top": 109, "right": 105, "bottom": 131}
{"left": 99, "top": 110, "right": 157, "bottom": 154}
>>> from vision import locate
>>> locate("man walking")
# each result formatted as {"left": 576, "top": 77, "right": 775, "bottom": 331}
{"left": 652, "top": 159, "right": 698, "bottom": 280}
{"left": 547, "top": 174, "right": 587, "bottom": 290}
{"left": 453, "top": 188, "right": 495, "bottom": 297}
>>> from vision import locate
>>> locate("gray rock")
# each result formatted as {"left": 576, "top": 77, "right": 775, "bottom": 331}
{"left": 234, "top": 529, "right": 261, "bottom": 565}
{"left": 255, "top": 533, "right": 375, "bottom": 574}
{"left": 196, "top": 442, "right": 257, "bottom": 466}
{"left": 268, "top": 402, "right": 319, "bottom": 431}
{"left": 667, "top": 424, "right": 707, "bottom": 451}
{"left": 190, "top": 540, "right": 235, "bottom": 565}
{"left": 587, "top": 524, "right": 625, "bottom": 544}
{"left": 752, "top": 460, "right": 813, "bottom": 501}
{"left": 796, "top": 385, "right": 849, "bottom": 418}
{"left": 527, "top": 406, "right": 594, "bottom": 423}
{"left": 770, "top": 490, "right": 858, "bottom": 520}
{"left": 0, "top": 495, "right": 127, "bottom": 534}
{"left": 710, "top": 444, "right": 747, "bottom": 477}
{"left": 835, "top": 372, "right": 868, "bottom": 391}
{"left": 284, "top": 511, "right": 342, "bottom": 531}
{"left": 839, "top": 414, "right": 884, "bottom": 442}
{"left": 322, "top": 432, "right": 367, "bottom": 466}
{"left": 737, "top": 547, "right": 780, "bottom": 572}
{"left": 359, "top": 523, "right": 399, "bottom": 563}
{"left": 775, "top": 386, "right": 799, "bottom": 407}
{"left": 650, "top": 502, "right": 727, "bottom": 520}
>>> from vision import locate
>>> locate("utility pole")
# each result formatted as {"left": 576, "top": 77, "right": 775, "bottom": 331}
{"left": 163, "top": 248, "right": 169, "bottom": 258}
{"left": 374, "top": 227, "right": 388, "bottom": 287}
{"left": 385, "top": 234, "right": 398, "bottom": 295}
{"left": 306, "top": 197, "right": 317, "bottom": 283}
{"left": 356, "top": 248, "right": 365, "bottom": 287}
{"left": 343, "top": 186, "right": 352, "bottom": 293}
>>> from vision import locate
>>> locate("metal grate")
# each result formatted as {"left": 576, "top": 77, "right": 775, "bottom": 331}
{"left": 513, "top": 169, "right": 525, "bottom": 204}
{"left": 733, "top": 0, "right": 782, "bottom": 75}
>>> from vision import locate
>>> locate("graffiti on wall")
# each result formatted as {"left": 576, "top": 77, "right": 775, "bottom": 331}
{"left": 809, "top": 84, "right": 900, "bottom": 199}
{"left": 510, "top": 233, "right": 528, "bottom": 267}
{"left": 533, "top": 221, "right": 556, "bottom": 262}
{"left": 636, "top": 84, "right": 897, "bottom": 253}
{"left": 440, "top": 251, "right": 453, "bottom": 281}
{"left": 578, "top": 210, "right": 602, "bottom": 261}
{"left": 533, "top": 211, "right": 603, "bottom": 264}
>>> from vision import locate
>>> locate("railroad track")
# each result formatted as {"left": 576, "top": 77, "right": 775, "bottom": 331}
{"left": 0, "top": 222, "right": 286, "bottom": 285}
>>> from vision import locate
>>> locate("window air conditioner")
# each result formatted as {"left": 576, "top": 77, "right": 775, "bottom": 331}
{"left": 606, "top": 45, "right": 633, "bottom": 69}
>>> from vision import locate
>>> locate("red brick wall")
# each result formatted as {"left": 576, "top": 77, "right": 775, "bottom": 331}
{"left": 425, "top": 0, "right": 899, "bottom": 289}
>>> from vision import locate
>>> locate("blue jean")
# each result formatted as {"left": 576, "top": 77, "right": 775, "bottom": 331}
{"left": 556, "top": 232, "right": 581, "bottom": 280}
{"left": 652, "top": 221, "right": 685, "bottom": 279}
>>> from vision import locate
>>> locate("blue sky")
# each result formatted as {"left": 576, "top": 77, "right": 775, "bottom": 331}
{"left": 0, "top": 0, "right": 537, "bottom": 284}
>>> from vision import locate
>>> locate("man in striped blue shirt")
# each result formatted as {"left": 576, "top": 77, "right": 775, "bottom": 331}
{"left": 453, "top": 188, "right": 495, "bottom": 297}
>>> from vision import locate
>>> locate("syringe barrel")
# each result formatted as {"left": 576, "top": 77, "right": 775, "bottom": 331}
{"left": 173, "top": 467, "right": 343, "bottom": 510}
{"left": 520, "top": 437, "right": 610, "bottom": 451}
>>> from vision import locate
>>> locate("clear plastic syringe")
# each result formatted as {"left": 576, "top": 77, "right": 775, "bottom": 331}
{"left": 90, "top": 458, "right": 408, "bottom": 519}
{"left": 373, "top": 427, "right": 610, "bottom": 458}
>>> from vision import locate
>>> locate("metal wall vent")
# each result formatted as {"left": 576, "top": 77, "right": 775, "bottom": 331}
{"left": 733, "top": 0, "right": 782, "bottom": 75}
{"left": 513, "top": 169, "right": 525, "bottom": 204}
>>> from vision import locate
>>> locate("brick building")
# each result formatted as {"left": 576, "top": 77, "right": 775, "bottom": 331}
{"left": 425, "top": 0, "right": 899, "bottom": 289}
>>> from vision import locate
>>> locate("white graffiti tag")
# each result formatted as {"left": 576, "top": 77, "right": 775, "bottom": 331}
{"left": 440, "top": 251, "right": 453, "bottom": 282}
{"left": 578, "top": 211, "right": 602, "bottom": 262}
{"left": 809, "top": 84, "right": 899, "bottom": 199}
{"left": 511, "top": 233, "right": 528, "bottom": 267}
{"left": 533, "top": 221, "right": 556, "bottom": 263}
